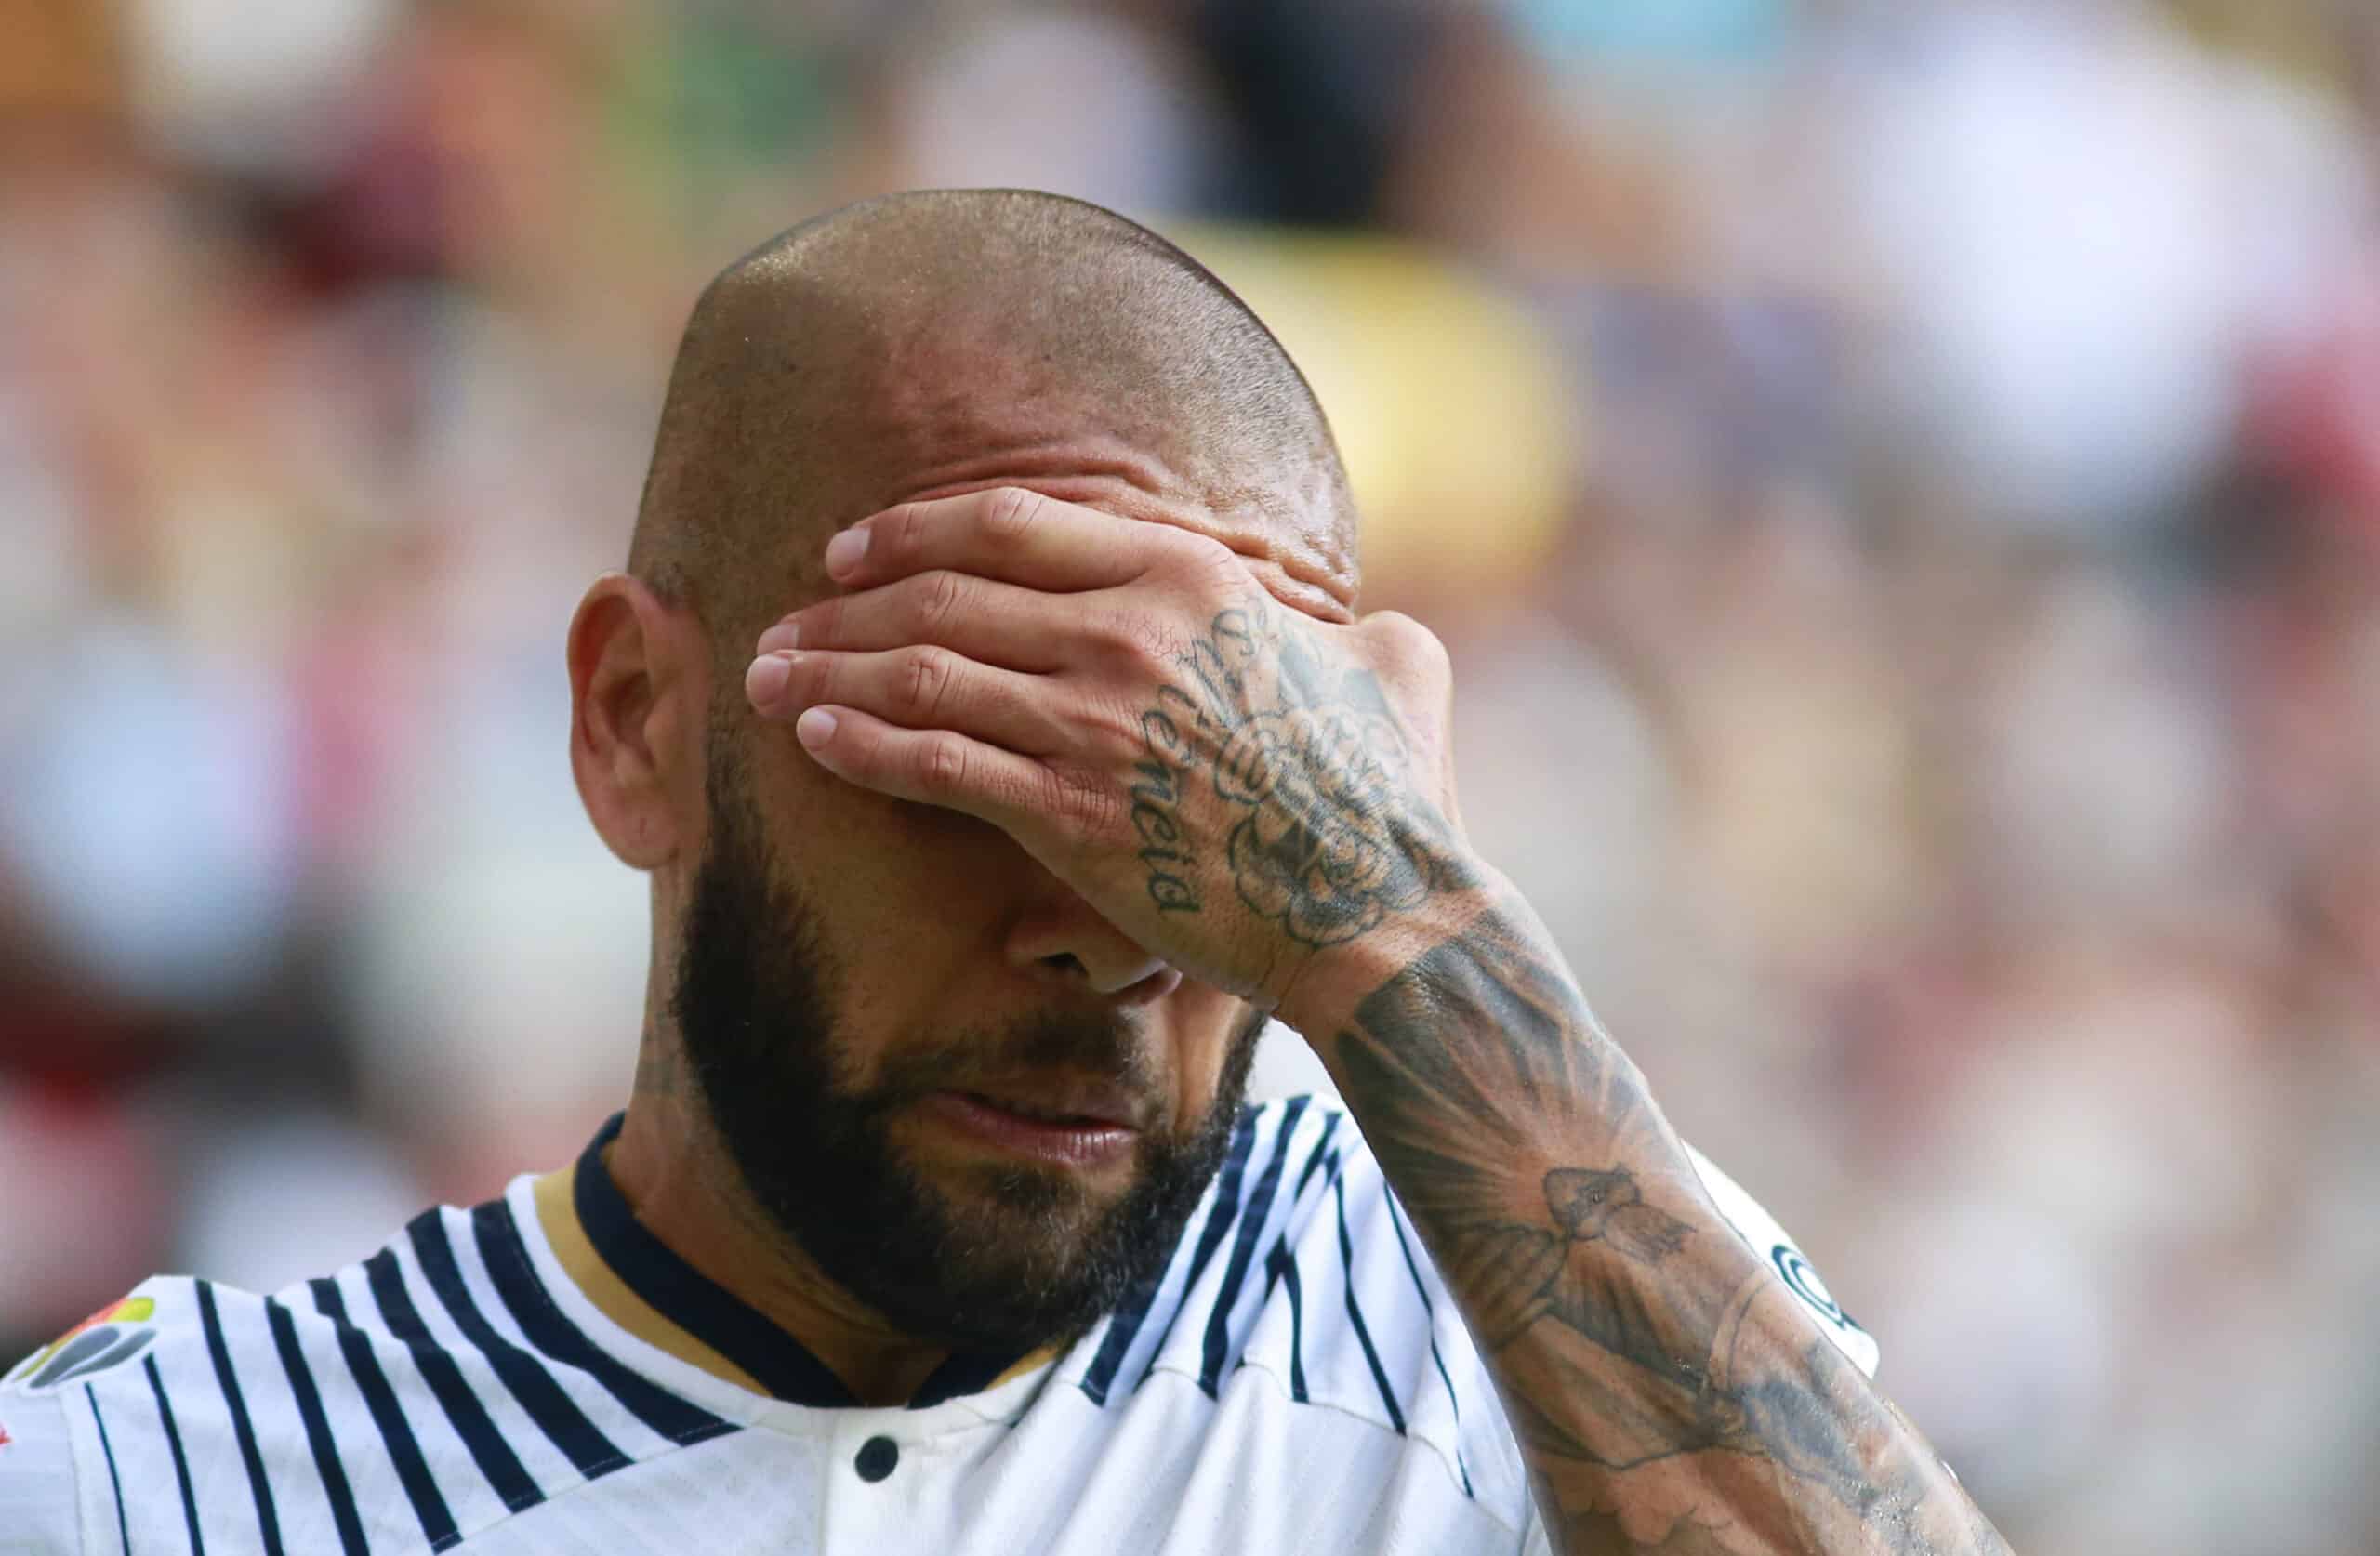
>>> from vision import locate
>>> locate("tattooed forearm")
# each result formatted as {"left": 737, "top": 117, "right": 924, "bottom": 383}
{"left": 1110, "top": 591, "right": 2004, "bottom": 1549}
{"left": 1321, "top": 915, "right": 2011, "bottom": 1556}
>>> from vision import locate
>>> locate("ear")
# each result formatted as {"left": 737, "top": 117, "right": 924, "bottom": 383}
{"left": 569, "top": 573, "right": 703, "bottom": 871}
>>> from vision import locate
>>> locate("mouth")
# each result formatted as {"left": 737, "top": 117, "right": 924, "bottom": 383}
{"left": 916, "top": 1083, "right": 1144, "bottom": 1169}
{"left": 965, "top": 1082, "right": 1139, "bottom": 1129}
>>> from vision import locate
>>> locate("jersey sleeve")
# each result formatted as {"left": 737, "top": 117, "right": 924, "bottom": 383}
{"left": 0, "top": 1384, "right": 87, "bottom": 1556}
{"left": 1683, "top": 1141, "right": 1880, "bottom": 1378}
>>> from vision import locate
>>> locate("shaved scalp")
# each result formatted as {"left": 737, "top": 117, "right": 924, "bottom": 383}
{"left": 627, "top": 189, "right": 1356, "bottom": 679}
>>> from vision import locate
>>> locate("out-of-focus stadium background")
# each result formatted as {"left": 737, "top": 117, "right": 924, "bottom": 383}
{"left": 5, "top": 1, "right": 2378, "bottom": 1549}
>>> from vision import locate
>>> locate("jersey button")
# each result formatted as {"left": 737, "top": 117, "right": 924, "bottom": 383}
{"left": 854, "top": 1435, "right": 899, "bottom": 1483}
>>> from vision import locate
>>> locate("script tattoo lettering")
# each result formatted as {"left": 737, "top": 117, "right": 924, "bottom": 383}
{"left": 1130, "top": 603, "right": 1463, "bottom": 943}
{"left": 1329, "top": 920, "right": 2013, "bottom": 1555}
{"left": 1130, "top": 699, "right": 1203, "bottom": 913}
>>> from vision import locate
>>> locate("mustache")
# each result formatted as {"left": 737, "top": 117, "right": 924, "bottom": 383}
{"left": 865, "top": 1010, "right": 1163, "bottom": 1104}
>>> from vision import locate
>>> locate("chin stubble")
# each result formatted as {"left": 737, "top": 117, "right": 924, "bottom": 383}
{"left": 667, "top": 748, "right": 1266, "bottom": 1353}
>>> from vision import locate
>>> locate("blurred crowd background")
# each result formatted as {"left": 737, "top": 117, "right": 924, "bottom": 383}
{"left": 5, "top": 0, "right": 2378, "bottom": 1549}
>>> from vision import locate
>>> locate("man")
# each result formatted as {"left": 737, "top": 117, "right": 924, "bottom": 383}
{"left": 0, "top": 191, "right": 2007, "bottom": 1554}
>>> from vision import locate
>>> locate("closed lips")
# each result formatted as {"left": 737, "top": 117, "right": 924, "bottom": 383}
{"left": 964, "top": 1091, "right": 1134, "bottom": 1128}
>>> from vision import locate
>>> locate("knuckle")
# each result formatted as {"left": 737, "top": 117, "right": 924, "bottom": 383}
{"left": 884, "top": 501, "right": 932, "bottom": 562}
{"left": 1046, "top": 765, "right": 1122, "bottom": 835}
{"left": 1092, "top": 695, "right": 1150, "bottom": 759}
{"left": 918, "top": 569, "right": 968, "bottom": 634}
{"left": 919, "top": 733, "right": 970, "bottom": 794}
{"left": 1092, "top": 606, "right": 1173, "bottom": 670}
{"left": 1370, "top": 611, "right": 1450, "bottom": 677}
{"left": 793, "top": 651, "right": 832, "bottom": 704}
{"left": 1169, "top": 531, "right": 1243, "bottom": 589}
{"left": 902, "top": 644, "right": 957, "bottom": 717}
{"left": 983, "top": 485, "right": 1045, "bottom": 542}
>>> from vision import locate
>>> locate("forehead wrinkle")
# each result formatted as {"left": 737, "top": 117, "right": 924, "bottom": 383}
{"left": 826, "top": 344, "right": 1359, "bottom": 614}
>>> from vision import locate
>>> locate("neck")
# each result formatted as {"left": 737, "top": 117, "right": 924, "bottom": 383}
{"left": 607, "top": 1064, "right": 951, "bottom": 1407}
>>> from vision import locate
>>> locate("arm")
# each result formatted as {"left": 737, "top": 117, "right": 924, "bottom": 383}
{"left": 1286, "top": 888, "right": 2007, "bottom": 1554}
{"left": 744, "top": 487, "right": 2012, "bottom": 1555}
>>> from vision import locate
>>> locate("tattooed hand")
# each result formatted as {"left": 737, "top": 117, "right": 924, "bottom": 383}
{"left": 744, "top": 486, "right": 2014, "bottom": 1555}
{"left": 742, "top": 486, "right": 1472, "bottom": 1006}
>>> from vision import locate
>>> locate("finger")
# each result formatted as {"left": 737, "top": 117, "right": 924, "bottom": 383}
{"left": 746, "top": 646, "right": 1071, "bottom": 757}
{"left": 756, "top": 570, "right": 1093, "bottom": 673}
{"left": 788, "top": 704, "right": 1112, "bottom": 840}
{"left": 1357, "top": 609, "right": 1469, "bottom": 839}
{"left": 826, "top": 486, "right": 1190, "bottom": 594}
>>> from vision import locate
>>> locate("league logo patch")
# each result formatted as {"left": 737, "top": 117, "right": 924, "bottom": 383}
{"left": 1771, "top": 1245, "right": 1856, "bottom": 1332}
{"left": 3, "top": 1298, "right": 157, "bottom": 1393}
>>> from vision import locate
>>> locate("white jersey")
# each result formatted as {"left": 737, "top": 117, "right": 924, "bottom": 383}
{"left": 0, "top": 1099, "right": 1875, "bottom": 1554}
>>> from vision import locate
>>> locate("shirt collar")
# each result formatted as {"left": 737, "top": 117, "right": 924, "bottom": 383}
{"left": 547, "top": 1113, "right": 1049, "bottom": 1409}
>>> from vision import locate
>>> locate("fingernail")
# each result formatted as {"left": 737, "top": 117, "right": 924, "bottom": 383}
{"left": 756, "top": 621, "right": 799, "bottom": 655}
{"left": 795, "top": 706, "right": 838, "bottom": 748}
{"left": 746, "top": 652, "right": 793, "bottom": 706}
{"left": 825, "top": 526, "right": 869, "bottom": 579}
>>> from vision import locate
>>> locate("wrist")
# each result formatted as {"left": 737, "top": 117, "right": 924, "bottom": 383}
{"left": 1271, "top": 856, "right": 1508, "bottom": 1044}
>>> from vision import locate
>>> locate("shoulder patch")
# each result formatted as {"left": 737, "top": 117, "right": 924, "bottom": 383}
{"left": 1772, "top": 1244, "right": 1855, "bottom": 1330}
{"left": 4, "top": 1296, "right": 159, "bottom": 1393}
{"left": 1681, "top": 1143, "right": 1881, "bottom": 1378}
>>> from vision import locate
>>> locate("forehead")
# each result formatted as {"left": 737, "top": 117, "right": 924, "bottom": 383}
{"left": 915, "top": 470, "right": 1355, "bottom": 624}
{"left": 835, "top": 353, "right": 1358, "bottom": 621}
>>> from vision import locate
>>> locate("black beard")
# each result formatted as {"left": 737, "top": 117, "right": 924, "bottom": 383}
{"left": 668, "top": 753, "right": 1264, "bottom": 1356}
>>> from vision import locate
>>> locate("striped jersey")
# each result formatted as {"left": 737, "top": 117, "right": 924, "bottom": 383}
{"left": 0, "top": 1098, "right": 1876, "bottom": 1554}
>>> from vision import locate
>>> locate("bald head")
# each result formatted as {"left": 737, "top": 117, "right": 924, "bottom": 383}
{"left": 627, "top": 190, "right": 1357, "bottom": 673}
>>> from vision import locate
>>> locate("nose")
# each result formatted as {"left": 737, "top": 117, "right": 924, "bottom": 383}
{"left": 1004, "top": 886, "right": 1182, "bottom": 1006}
